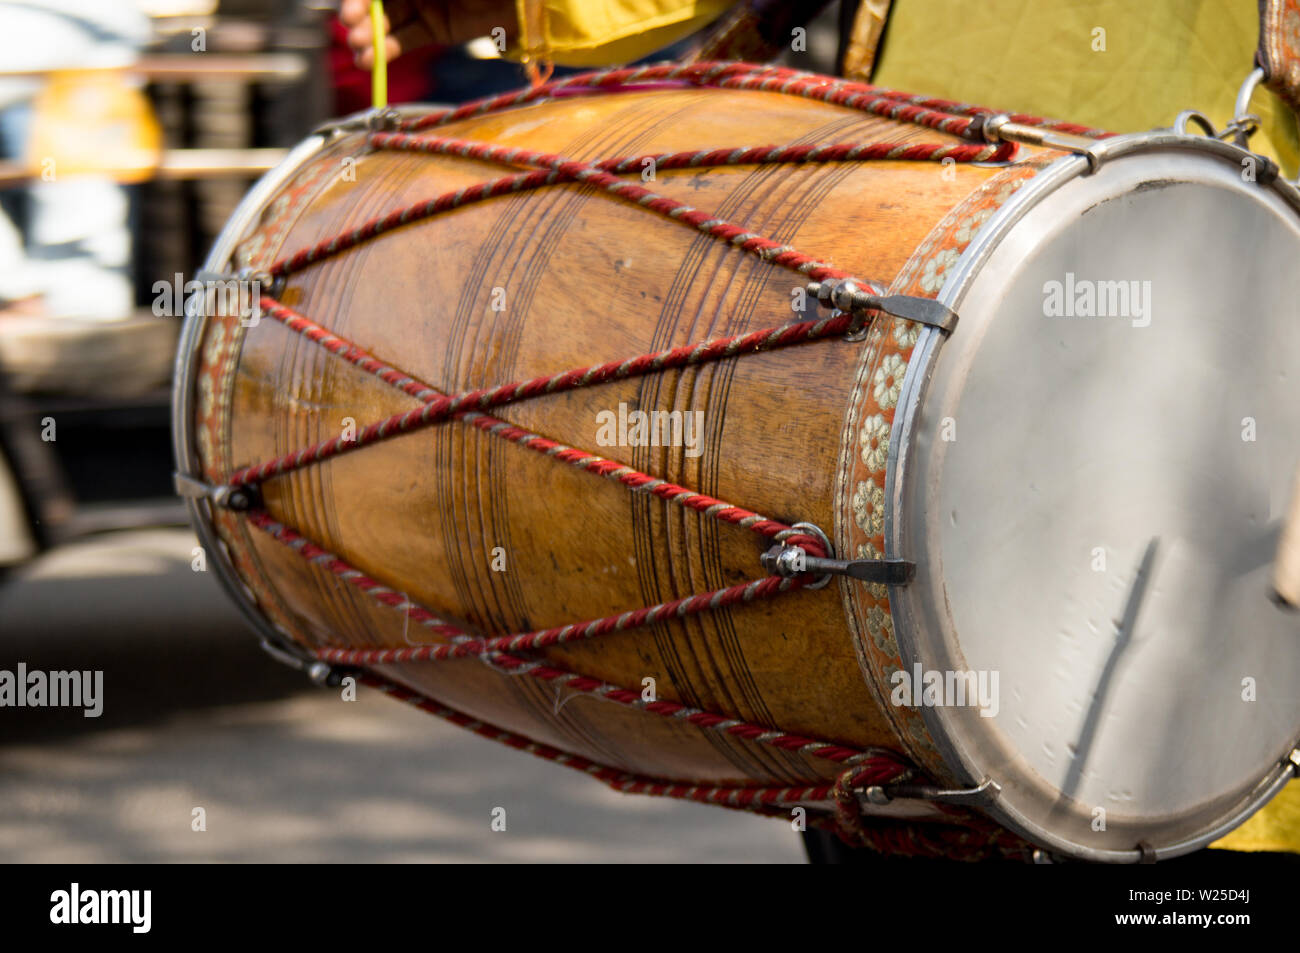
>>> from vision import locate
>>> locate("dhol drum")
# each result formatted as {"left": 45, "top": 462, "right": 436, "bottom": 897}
{"left": 173, "top": 63, "right": 1300, "bottom": 862}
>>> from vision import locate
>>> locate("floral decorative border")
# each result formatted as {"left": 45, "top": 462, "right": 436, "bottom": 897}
{"left": 835, "top": 156, "right": 1058, "bottom": 780}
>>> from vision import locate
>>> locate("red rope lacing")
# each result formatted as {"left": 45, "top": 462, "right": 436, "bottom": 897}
{"left": 268, "top": 136, "right": 1014, "bottom": 278}
{"left": 356, "top": 672, "right": 1029, "bottom": 860}
{"left": 248, "top": 509, "right": 891, "bottom": 767}
{"left": 254, "top": 299, "right": 825, "bottom": 552}
{"left": 391, "top": 61, "right": 1114, "bottom": 141}
{"left": 355, "top": 673, "right": 902, "bottom": 821}
{"left": 214, "top": 63, "right": 1085, "bottom": 854}
{"left": 230, "top": 299, "right": 862, "bottom": 490}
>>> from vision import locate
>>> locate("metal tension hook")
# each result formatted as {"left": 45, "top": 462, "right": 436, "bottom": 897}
{"left": 761, "top": 521, "right": 915, "bottom": 587}
{"left": 806, "top": 278, "right": 959, "bottom": 336}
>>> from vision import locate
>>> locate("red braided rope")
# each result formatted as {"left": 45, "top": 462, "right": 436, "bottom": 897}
{"left": 246, "top": 509, "right": 889, "bottom": 768}
{"left": 245, "top": 509, "right": 802, "bottom": 658}
{"left": 593, "top": 138, "right": 1016, "bottom": 174}
{"left": 228, "top": 301, "right": 860, "bottom": 488}
{"left": 254, "top": 298, "right": 825, "bottom": 553}
{"left": 840, "top": 814, "right": 1035, "bottom": 861}
{"left": 356, "top": 630, "right": 1020, "bottom": 855}
{"left": 268, "top": 167, "right": 565, "bottom": 278}
{"left": 393, "top": 61, "right": 1112, "bottom": 140}
{"left": 356, "top": 672, "right": 907, "bottom": 814}
{"left": 459, "top": 410, "right": 817, "bottom": 547}
{"left": 372, "top": 652, "right": 1027, "bottom": 853}
{"left": 268, "top": 135, "right": 1012, "bottom": 278}
{"left": 393, "top": 62, "right": 979, "bottom": 135}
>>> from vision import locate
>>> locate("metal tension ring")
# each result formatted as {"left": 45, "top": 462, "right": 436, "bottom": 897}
{"left": 1172, "top": 108, "right": 1262, "bottom": 146}
{"left": 765, "top": 521, "right": 834, "bottom": 589}
{"left": 1173, "top": 67, "right": 1265, "bottom": 149}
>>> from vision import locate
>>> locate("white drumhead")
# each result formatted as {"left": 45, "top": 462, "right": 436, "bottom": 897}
{"left": 890, "top": 135, "right": 1300, "bottom": 861}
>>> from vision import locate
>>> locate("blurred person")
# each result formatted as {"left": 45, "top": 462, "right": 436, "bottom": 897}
{"left": 328, "top": 11, "right": 443, "bottom": 116}
{"left": 0, "top": 0, "right": 151, "bottom": 323}
{"left": 339, "top": 0, "right": 511, "bottom": 69}
{"left": 339, "top": 0, "right": 732, "bottom": 76}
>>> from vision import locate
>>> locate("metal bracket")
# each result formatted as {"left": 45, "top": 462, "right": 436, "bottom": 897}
{"left": 860, "top": 776, "right": 1001, "bottom": 808}
{"left": 981, "top": 114, "right": 1106, "bottom": 173}
{"left": 192, "top": 267, "right": 285, "bottom": 307}
{"left": 763, "top": 521, "right": 916, "bottom": 588}
{"left": 761, "top": 544, "right": 915, "bottom": 585}
{"left": 806, "top": 279, "right": 959, "bottom": 334}
{"left": 173, "top": 472, "right": 261, "bottom": 512}
{"left": 1167, "top": 111, "right": 1279, "bottom": 184}
{"left": 312, "top": 106, "right": 401, "bottom": 139}
{"left": 985, "top": 110, "right": 1283, "bottom": 189}
{"left": 256, "top": 637, "right": 356, "bottom": 687}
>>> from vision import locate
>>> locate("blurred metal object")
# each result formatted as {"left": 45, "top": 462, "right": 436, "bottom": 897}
{"left": 150, "top": 147, "right": 291, "bottom": 178}
{"left": 0, "top": 149, "right": 290, "bottom": 187}
{"left": 0, "top": 53, "right": 308, "bottom": 82}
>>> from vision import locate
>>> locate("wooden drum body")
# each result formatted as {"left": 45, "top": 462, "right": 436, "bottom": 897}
{"left": 175, "top": 65, "right": 1300, "bottom": 862}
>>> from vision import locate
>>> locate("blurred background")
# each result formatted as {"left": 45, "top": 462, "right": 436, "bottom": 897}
{"left": 0, "top": 0, "right": 840, "bottom": 864}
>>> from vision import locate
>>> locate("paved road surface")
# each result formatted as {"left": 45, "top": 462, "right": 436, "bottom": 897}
{"left": 0, "top": 529, "right": 803, "bottom": 863}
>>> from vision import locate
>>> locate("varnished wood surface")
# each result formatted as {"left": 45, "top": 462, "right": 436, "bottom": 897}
{"left": 204, "top": 87, "right": 1012, "bottom": 786}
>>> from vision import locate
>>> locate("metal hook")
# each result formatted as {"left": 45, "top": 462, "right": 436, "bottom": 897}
{"left": 1232, "top": 67, "right": 1267, "bottom": 146}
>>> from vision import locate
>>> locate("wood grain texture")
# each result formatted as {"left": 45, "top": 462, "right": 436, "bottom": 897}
{"left": 200, "top": 87, "right": 1019, "bottom": 788}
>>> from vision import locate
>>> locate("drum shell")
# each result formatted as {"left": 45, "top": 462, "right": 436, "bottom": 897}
{"left": 187, "top": 88, "right": 1024, "bottom": 791}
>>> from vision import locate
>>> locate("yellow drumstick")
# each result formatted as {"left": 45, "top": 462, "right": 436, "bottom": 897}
{"left": 370, "top": 0, "right": 387, "bottom": 109}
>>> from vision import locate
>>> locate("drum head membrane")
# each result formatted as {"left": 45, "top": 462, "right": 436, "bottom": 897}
{"left": 900, "top": 146, "right": 1300, "bottom": 859}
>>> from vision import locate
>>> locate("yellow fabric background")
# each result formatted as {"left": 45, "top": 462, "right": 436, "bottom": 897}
{"left": 1212, "top": 781, "right": 1300, "bottom": 852}
{"left": 873, "top": 0, "right": 1299, "bottom": 176}
{"left": 878, "top": 0, "right": 1300, "bottom": 854}
{"left": 511, "top": 0, "right": 731, "bottom": 66}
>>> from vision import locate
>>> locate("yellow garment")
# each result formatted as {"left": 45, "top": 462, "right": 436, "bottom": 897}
{"left": 872, "top": 0, "right": 1299, "bottom": 177}
{"left": 510, "top": 0, "right": 731, "bottom": 66}
{"left": 878, "top": 0, "right": 1300, "bottom": 854}
{"left": 1211, "top": 781, "right": 1300, "bottom": 853}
